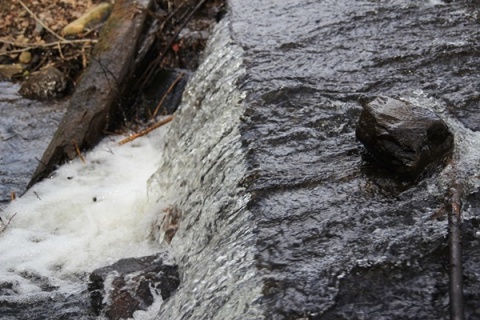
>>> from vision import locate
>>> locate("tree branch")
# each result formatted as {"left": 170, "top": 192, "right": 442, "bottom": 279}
{"left": 449, "top": 183, "right": 465, "bottom": 320}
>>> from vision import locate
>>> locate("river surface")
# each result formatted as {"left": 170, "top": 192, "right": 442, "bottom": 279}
{"left": 229, "top": 0, "right": 480, "bottom": 318}
{"left": 1, "top": 0, "right": 480, "bottom": 319}
{"left": 0, "top": 82, "right": 66, "bottom": 204}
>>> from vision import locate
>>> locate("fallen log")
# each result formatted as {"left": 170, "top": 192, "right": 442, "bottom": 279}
{"left": 28, "top": 0, "right": 153, "bottom": 188}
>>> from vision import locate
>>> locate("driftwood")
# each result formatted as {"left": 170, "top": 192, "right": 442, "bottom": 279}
{"left": 449, "top": 184, "right": 465, "bottom": 320}
{"left": 28, "top": 0, "right": 153, "bottom": 188}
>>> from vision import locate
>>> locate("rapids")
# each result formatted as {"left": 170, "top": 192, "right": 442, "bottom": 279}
{"left": 1, "top": 1, "right": 480, "bottom": 319}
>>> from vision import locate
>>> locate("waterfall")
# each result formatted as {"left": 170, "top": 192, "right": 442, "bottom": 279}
{"left": 144, "top": 18, "right": 263, "bottom": 319}
{"left": 1, "top": 1, "right": 480, "bottom": 319}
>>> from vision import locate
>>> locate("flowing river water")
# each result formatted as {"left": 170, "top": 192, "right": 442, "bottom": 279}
{"left": 1, "top": 0, "right": 480, "bottom": 319}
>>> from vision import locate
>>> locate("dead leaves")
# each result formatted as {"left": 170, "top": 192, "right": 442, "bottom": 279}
{"left": 0, "top": 0, "right": 107, "bottom": 80}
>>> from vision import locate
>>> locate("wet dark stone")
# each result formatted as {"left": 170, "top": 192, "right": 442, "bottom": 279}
{"left": 320, "top": 261, "right": 449, "bottom": 320}
{"left": 0, "top": 290, "right": 96, "bottom": 320}
{"left": 88, "top": 255, "right": 179, "bottom": 319}
{"left": 448, "top": 95, "right": 480, "bottom": 132}
{"left": 356, "top": 96, "right": 454, "bottom": 180}
{"left": 18, "top": 67, "right": 68, "bottom": 101}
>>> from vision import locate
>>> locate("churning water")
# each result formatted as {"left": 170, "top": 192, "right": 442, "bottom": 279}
{"left": 0, "top": 119, "right": 170, "bottom": 319}
{"left": 1, "top": 0, "right": 480, "bottom": 319}
{"left": 0, "top": 16, "right": 258, "bottom": 320}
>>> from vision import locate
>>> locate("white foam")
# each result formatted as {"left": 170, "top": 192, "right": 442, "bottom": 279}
{"left": 428, "top": 0, "right": 445, "bottom": 5}
{"left": 131, "top": 292, "right": 164, "bottom": 320}
{"left": 404, "top": 91, "right": 480, "bottom": 194}
{"left": 0, "top": 122, "right": 170, "bottom": 295}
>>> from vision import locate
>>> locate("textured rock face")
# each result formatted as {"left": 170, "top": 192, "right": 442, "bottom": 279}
{"left": 88, "top": 255, "right": 179, "bottom": 319}
{"left": 356, "top": 96, "right": 454, "bottom": 179}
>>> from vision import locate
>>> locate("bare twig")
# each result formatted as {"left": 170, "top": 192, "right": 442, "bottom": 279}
{"left": 119, "top": 115, "right": 173, "bottom": 145}
{"left": 6, "top": 212, "right": 17, "bottom": 226}
{"left": 57, "top": 42, "right": 65, "bottom": 60}
{"left": 0, "top": 38, "right": 97, "bottom": 56}
{"left": 175, "top": 0, "right": 197, "bottom": 26}
{"left": 72, "top": 140, "right": 87, "bottom": 164}
{"left": 81, "top": 44, "right": 88, "bottom": 68}
{"left": 0, "top": 47, "right": 31, "bottom": 54}
{"left": 160, "top": 0, "right": 189, "bottom": 31}
{"left": 141, "top": 0, "right": 207, "bottom": 86}
{"left": 449, "top": 183, "right": 465, "bottom": 320}
{"left": 0, "top": 38, "right": 97, "bottom": 48}
{"left": 152, "top": 72, "right": 184, "bottom": 118}
{"left": 34, "top": 156, "right": 48, "bottom": 168}
{"left": 18, "top": 0, "right": 67, "bottom": 42}
{"left": 0, "top": 212, "right": 18, "bottom": 233}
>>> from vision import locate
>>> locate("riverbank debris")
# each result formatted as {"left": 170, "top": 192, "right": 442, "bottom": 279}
{"left": 119, "top": 115, "right": 174, "bottom": 145}
{"left": 61, "top": 2, "right": 113, "bottom": 36}
{"left": 73, "top": 140, "right": 87, "bottom": 164}
{"left": 27, "top": 0, "right": 153, "bottom": 188}
{"left": 0, "top": 0, "right": 101, "bottom": 82}
{"left": 0, "top": 212, "right": 18, "bottom": 233}
{"left": 152, "top": 72, "right": 184, "bottom": 118}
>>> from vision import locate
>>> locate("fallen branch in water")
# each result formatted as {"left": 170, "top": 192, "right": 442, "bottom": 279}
{"left": 151, "top": 72, "right": 184, "bottom": 118}
{"left": 119, "top": 115, "right": 174, "bottom": 145}
{"left": 72, "top": 140, "right": 87, "bottom": 164}
{"left": 449, "top": 183, "right": 465, "bottom": 320}
{"left": 0, "top": 212, "right": 18, "bottom": 233}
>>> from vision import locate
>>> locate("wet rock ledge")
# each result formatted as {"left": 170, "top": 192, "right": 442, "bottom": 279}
{"left": 170, "top": 0, "right": 479, "bottom": 319}
{"left": 85, "top": 1, "right": 480, "bottom": 319}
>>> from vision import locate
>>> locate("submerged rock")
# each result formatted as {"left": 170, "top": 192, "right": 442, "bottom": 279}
{"left": 88, "top": 255, "right": 179, "bottom": 319}
{"left": 356, "top": 96, "right": 453, "bottom": 179}
{"left": 19, "top": 67, "right": 67, "bottom": 101}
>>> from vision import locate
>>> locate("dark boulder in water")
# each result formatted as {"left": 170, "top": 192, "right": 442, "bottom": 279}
{"left": 88, "top": 255, "right": 179, "bottom": 319}
{"left": 356, "top": 96, "right": 454, "bottom": 180}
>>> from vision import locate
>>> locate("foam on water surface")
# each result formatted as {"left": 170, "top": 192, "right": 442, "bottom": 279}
{"left": 0, "top": 123, "right": 170, "bottom": 300}
{"left": 403, "top": 91, "right": 480, "bottom": 194}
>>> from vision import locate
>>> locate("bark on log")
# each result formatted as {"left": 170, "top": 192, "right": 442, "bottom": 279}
{"left": 28, "top": 0, "right": 152, "bottom": 188}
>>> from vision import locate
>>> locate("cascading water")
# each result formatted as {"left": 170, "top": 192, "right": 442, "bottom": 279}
{"left": 1, "top": 0, "right": 480, "bottom": 319}
{"left": 0, "top": 14, "right": 261, "bottom": 320}
{"left": 144, "top": 1, "right": 480, "bottom": 318}
{"left": 0, "top": 122, "right": 170, "bottom": 319}
{"left": 145, "top": 18, "right": 263, "bottom": 319}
